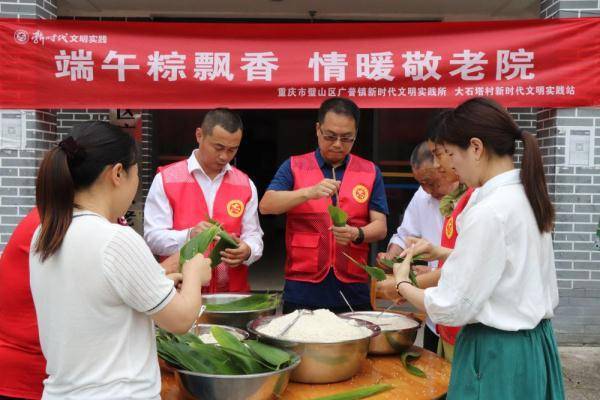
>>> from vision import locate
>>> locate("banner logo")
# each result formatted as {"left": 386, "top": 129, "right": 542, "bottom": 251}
{"left": 14, "top": 30, "right": 28, "bottom": 44}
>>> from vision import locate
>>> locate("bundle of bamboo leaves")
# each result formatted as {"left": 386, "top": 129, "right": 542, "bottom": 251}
{"left": 204, "top": 293, "right": 280, "bottom": 312}
{"left": 156, "top": 326, "right": 298, "bottom": 375}
{"left": 178, "top": 220, "right": 239, "bottom": 272}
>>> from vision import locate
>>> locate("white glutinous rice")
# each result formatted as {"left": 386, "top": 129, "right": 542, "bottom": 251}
{"left": 257, "top": 309, "right": 372, "bottom": 342}
{"left": 349, "top": 312, "right": 419, "bottom": 331}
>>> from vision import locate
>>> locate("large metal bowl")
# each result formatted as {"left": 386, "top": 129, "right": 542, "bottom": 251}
{"left": 340, "top": 311, "right": 421, "bottom": 355}
{"left": 198, "top": 293, "right": 278, "bottom": 330}
{"left": 174, "top": 352, "right": 300, "bottom": 400}
{"left": 247, "top": 314, "right": 380, "bottom": 384}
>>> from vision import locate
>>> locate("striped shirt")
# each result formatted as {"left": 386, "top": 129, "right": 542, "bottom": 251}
{"left": 30, "top": 211, "right": 174, "bottom": 400}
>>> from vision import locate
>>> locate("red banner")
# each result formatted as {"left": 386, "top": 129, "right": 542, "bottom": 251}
{"left": 1, "top": 18, "right": 599, "bottom": 109}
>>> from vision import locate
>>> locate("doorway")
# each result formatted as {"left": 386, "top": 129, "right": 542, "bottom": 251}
{"left": 151, "top": 108, "right": 433, "bottom": 290}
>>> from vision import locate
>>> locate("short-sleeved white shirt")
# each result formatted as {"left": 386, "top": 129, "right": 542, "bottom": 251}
{"left": 30, "top": 211, "right": 175, "bottom": 400}
{"left": 424, "top": 170, "right": 559, "bottom": 330}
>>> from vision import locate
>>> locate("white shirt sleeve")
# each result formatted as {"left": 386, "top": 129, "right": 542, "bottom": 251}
{"left": 102, "top": 227, "right": 176, "bottom": 315}
{"left": 424, "top": 206, "right": 507, "bottom": 327}
{"left": 143, "top": 173, "right": 189, "bottom": 256}
{"left": 388, "top": 190, "right": 422, "bottom": 250}
{"left": 240, "top": 180, "right": 264, "bottom": 266}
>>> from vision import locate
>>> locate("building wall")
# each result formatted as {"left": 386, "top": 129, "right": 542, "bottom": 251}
{"left": 540, "top": 0, "right": 600, "bottom": 345}
{"left": 0, "top": 1, "right": 57, "bottom": 250}
{"left": 2, "top": 0, "right": 599, "bottom": 345}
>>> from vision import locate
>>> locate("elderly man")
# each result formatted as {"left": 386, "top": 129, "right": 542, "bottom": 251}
{"left": 378, "top": 141, "right": 459, "bottom": 352}
{"left": 260, "top": 97, "right": 388, "bottom": 313}
{"left": 144, "top": 108, "right": 263, "bottom": 293}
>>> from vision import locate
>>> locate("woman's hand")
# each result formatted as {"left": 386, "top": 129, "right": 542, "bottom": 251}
{"left": 166, "top": 272, "right": 183, "bottom": 290}
{"left": 400, "top": 236, "right": 448, "bottom": 261}
{"left": 182, "top": 253, "right": 212, "bottom": 286}
{"left": 393, "top": 245, "right": 413, "bottom": 284}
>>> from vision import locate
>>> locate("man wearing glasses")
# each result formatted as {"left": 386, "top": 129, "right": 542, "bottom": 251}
{"left": 260, "top": 97, "right": 388, "bottom": 313}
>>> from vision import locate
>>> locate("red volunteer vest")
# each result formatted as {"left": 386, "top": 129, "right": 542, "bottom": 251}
{"left": 0, "top": 209, "right": 46, "bottom": 399}
{"left": 285, "top": 152, "right": 375, "bottom": 283}
{"left": 159, "top": 160, "right": 252, "bottom": 293}
{"left": 437, "top": 187, "right": 475, "bottom": 345}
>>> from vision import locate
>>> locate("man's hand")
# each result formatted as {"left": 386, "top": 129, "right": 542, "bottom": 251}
{"left": 375, "top": 275, "right": 407, "bottom": 303}
{"left": 160, "top": 252, "right": 180, "bottom": 274}
{"left": 401, "top": 236, "right": 447, "bottom": 261}
{"left": 189, "top": 221, "right": 214, "bottom": 239}
{"left": 307, "top": 179, "right": 340, "bottom": 200}
{"left": 331, "top": 225, "right": 359, "bottom": 246}
{"left": 376, "top": 244, "right": 402, "bottom": 269}
{"left": 220, "top": 234, "right": 251, "bottom": 267}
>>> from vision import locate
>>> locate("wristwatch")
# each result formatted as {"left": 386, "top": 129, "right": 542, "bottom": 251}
{"left": 352, "top": 227, "right": 365, "bottom": 244}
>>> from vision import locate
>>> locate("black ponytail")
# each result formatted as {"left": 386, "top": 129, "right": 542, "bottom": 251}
{"left": 35, "top": 121, "right": 138, "bottom": 261}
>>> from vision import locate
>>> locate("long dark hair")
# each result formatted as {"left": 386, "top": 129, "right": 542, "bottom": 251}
{"left": 35, "top": 121, "right": 138, "bottom": 261}
{"left": 439, "top": 97, "right": 554, "bottom": 233}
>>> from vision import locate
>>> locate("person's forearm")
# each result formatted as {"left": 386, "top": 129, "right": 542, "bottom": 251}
{"left": 145, "top": 228, "right": 188, "bottom": 256}
{"left": 175, "top": 267, "right": 204, "bottom": 328}
{"left": 434, "top": 246, "right": 452, "bottom": 262}
{"left": 361, "top": 218, "right": 387, "bottom": 243}
{"left": 259, "top": 189, "right": 311, "bottom": 215}
{"left": 416, "top": 269, "right": 441, "bottom": 289}
{"left": 397, "top": 283, "right": 427, "bottom": 313}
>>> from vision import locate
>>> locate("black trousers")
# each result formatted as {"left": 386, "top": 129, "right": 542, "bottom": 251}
{"left": 282, "top": 301, "right": 372, "bottom": 315}
{"left": 423, "top": 325, "right": 439, "bottom": 353}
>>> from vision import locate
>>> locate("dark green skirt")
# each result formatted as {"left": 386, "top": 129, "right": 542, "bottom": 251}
{"left": 448, "top": 319, "right": 564, "bottom": 400}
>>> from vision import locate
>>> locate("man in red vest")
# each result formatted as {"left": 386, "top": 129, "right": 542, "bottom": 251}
{"left": 144, "top": 108, "right": 263, "bottom": 293}
{"left": 260, "top": 98, "right": 388, "bottom": 313}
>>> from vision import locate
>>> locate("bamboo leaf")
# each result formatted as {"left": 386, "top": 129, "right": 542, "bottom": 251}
{"left": 409, "top": 269, "right": 419, "bottom": 288}
{"left": 400, "top": 351, "right": 427, "bottom": 378}
{"left": 209, "top": 230, "right": 239, "bottom": 266}
{"left": 178, "top": 224, "right": 220, "bottom": 271}
{"left": 245, "top": 340, "right": 291, "bottom": 369}
{"left": 328, "top": 205, "right": 348, "bottom": 227}
{"left": 211, "top": 326, "right": 264, "bottom": 374}
{"left": 343, "top": 252, "right": 386, "bottom": 282}
{"left": 187, "top": 342, "right": 242, "bottom": 374}
{"left": 309, "top": 383, "right": 395, "bottom": 400}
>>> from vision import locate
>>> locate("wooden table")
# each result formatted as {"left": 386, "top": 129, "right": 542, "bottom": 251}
{"left": 161, "top": 346, "right": 450, "bottom": 400}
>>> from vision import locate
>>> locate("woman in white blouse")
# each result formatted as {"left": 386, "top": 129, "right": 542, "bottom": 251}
{"left": 30, "top": 121, "right": 212, "bottom": 400}
{"left": 394, "top": 97, "right": 564, "bottom": 400}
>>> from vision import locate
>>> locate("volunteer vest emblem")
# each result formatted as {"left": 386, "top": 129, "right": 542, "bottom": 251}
{"left": 226, "top": 199, "right": 244, "bottom": 218}
{"left": 445, "top": 216, "right": 454, "bottom": 239}
{"left": 352, "top": 184, "right": 369, "bottom": 204}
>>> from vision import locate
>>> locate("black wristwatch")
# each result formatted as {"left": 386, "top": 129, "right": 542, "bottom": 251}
{"left": 352, "top": 227, "right": 365, "bottom": 244}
